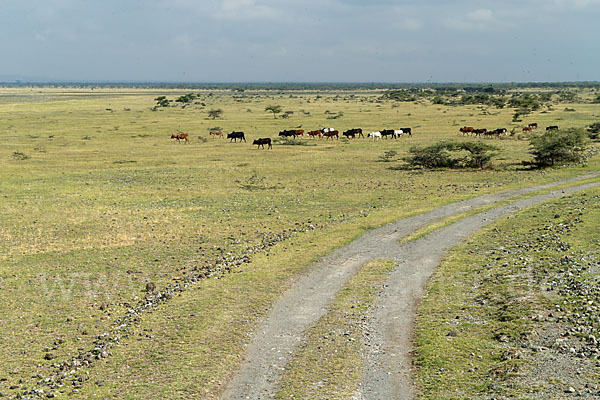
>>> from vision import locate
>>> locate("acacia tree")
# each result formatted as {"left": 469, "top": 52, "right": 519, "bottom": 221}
{"left": 265, "top": 105, "right": 282, "bottom": 119}
{"left": 207, "top": 109, "right": 223, "bottom": 119}
{"left": 154, "top": 96, "right": 170, "bottom": 107}
{"left": 528, "top": 128, "right": 588, "bottom": 167}
{"left": 404, "top": 141, "right": 499, "bottom": 169}
{"left": 175, "top": 93, "right": 197, "bottom": 105}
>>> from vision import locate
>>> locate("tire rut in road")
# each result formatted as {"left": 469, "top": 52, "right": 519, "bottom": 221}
{"left": 220, "top": 174, "right": 599, "bottom": 400}
{"left": 358, "top": 180, "right": 600, "bottom": 400}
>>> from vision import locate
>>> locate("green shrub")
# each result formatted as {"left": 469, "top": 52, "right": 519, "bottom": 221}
{"left": 459, "top": 142, "right": 500, "bottom": 169}
{"left": 12, "top": 151, "right": 30, "bottom": 160}
{"left": 527, "top": 128, "right": 588, "bottom": 167}
{"left": 273, "top": 138, "right": 316, "bottom": 146}
{"left": 378, "top": 150, "right": 398, "bottom": 162}
{"left": 404, "top": 141, "right": 498, "bottom": 169}
{"left": 586, "top": 122, "right": 600, "bottom": 140}
{"left": 405, "top": 142, "right": 455, "bottom": 169}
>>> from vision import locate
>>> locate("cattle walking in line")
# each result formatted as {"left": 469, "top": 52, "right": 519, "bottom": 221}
{"left": 253, "top": 138, "right": 272, "bottom": 149}
{"left": 368, "top": 131, "right": 382, "bottom": 140}
{"left": 171, "top": 133, "right": 189, "bottom": 143}
{"left": 307, "top": 130, "right": 322, "bottom": 138}
{"left": 546, "top": 125, "right": 559, "bottom": 131}
{"left": 209, "top": 130, "right": 222, "bottom": 138}
{"left": 227, "top": 131, "right": 246, "bottom": 142}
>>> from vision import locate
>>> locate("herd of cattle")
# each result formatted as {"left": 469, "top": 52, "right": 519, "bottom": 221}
{"left": 460, "top": 122, "right": 559, "bottom": 137}
{"left": 172, "top": 127, "right": 414, "bottom": 148}
{"left": 171, "top": 122, "right": 561, "bottom": 148}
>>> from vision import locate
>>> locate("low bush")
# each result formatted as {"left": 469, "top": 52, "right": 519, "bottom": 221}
{"left": 12, "top": 151, "right": 30, "bottom": 160}
{"left": 273, "top": 138, "right": 316, "bottom": 146}
{"left": 378, "top": 150, "right": 398, "bottom": 162}
{"left": 586, "top": 122, "right": 600, "bottom": 140}
{"left": 404, "top": 141, "right": 499, "bottom": 169}
{"left": 526, "top": 128, "right": 588, "bottom": 167}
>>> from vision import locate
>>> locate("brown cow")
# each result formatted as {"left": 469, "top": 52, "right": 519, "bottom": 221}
{"left": 460, "top": 126, "right": 474, "bottom": 135}
{"left": 322, "top": 130, "right": 339, "bottom": 140}
{"left": 171, "top": 133, "right": 189, "bottom": 143}
{"left": 473, "top": 128, "right": 487, "bottom": 137}
{"left": 307, "top": 130, "right": 322, "bottom": 138}
{"left": 253, "top": 138, "right": 272, "bottom": 149}
{"left": 209, "top": 130, "right": 222, "bottom": 138}
{"left": 523, "top": 126, "right": 533, "bottom": 132}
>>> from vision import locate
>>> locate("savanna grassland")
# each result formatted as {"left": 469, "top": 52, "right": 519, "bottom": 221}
{"left": 0, "top": 84, "right": 599, "bottom": 399}
{"left": 415, "top": 185, "right": 600, "bottom": 399}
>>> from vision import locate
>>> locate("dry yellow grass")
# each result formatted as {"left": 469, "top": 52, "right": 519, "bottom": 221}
{"left": 0, "top": 85, "right": 598, "bottom": 398}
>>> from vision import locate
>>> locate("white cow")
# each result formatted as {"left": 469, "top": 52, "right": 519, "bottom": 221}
{"left": 393, "top": 129, "right": 403, "bottom": 138}
{"left": 368, "top": 131, "right": 382, "bottom": 140}
{"left": 322, "top": 127, "right": 335, "bottom": 133}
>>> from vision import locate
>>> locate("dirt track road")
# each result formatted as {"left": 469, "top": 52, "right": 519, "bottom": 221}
{"left": 220, "top": 174, "right": 600, "bottom": 400}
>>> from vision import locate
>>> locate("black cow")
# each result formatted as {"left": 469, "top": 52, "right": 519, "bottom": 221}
{"left": 380, "top": 129, "right": 395, "bottom": 139}
{"left": 484, "top": 130, "right": 500, "bottom": 138}
{"left": 253, "top": 138, "right": 272, "bottom": 149}
{"left": 279, "top": 130, "right": 297, "bottom": 138}
{"left": 486, "top": 128, "right": 506, "bottom": 138}
{"left": 227, "top": 131, "right": 246, "bottom": 142}
{"left": 546, "top": 125, "right": 559, "bottom": 131}
{"left": 342, "top": 128, "right": 363, "bottom": 139}
{"left": 401, "top": 127, "right": 412, "bottom": 136}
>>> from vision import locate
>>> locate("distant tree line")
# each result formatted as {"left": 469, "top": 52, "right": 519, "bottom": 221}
{"left": 2, "top": 81, "right": 600, "bottom": 91}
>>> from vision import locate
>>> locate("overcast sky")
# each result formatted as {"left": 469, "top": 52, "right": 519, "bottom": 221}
{"left": 1, "top": 0, "right": 599, "bottom": 82}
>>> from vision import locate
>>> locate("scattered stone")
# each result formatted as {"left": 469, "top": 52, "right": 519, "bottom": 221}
{"left": 6, "top": 219, "right": 333, "bottom": 396}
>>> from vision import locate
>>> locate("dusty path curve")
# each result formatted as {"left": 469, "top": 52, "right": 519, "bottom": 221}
{"left": 358, "top": 179, "right": 600, "bottom": 399}
{"left": 220, "top": 174, "right": 599, "bottom": 400}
